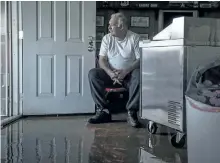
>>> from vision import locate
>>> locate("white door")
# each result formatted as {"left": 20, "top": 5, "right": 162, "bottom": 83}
{"left": 22, "top": 1, "right": 96, "bottom": 115}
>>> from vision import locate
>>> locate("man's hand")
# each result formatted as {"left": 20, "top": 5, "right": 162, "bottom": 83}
{"left": 107, "top": 70, "right": 118, "bottom": 80}
{"left": 115, "top": 69, "right": 129, "bottom": 81}
{"left": 113, "top": 78, "right": 122, "bottom": 85}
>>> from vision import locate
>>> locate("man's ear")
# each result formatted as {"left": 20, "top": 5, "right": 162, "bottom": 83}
{"left": 117, "top": 23, "right": 123, "bottom": 30}
{"left": 119, "top": 24, "right": 124, "bottom": 30}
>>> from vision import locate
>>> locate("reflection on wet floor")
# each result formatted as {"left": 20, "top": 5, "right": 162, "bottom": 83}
{"left": 1, "top": 115, "right": 187, "bottom": 163}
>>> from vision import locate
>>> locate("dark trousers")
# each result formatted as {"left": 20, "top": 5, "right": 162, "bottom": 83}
{"left": 88, "top": 68, "right": 140, "bottom": 112}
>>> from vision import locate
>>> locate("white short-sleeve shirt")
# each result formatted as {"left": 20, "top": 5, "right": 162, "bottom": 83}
{"left": 99, "top": 30, "right": 140, "bottom": 70}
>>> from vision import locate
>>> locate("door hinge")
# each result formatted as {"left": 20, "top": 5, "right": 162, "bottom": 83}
{"left": 19, "top": 31, "right": 23, "bottom": 40}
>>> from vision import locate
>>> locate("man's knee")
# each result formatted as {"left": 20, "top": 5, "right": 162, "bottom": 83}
{"left": 131, "top": 69, "right": 140, "bottom": 82}
{"left": 88, "top": 68, "right": 100, "bottom": 80}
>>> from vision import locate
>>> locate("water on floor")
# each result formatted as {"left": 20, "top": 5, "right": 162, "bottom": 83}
{"left": 1, "top": 115, "right": 187, "bottom": 163}
{"left": 1, "top": 116, "right": 9, "bottom": 120}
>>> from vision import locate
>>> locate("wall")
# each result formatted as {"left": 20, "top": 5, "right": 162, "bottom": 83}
{"left": 202, "top": 11, "right": 220, "bottom": 18}
{"left": 119, "top": 9, "right": 157, "bottom": 40}
{"left": 96, "top": 9, "right": 114, "bottom": 67}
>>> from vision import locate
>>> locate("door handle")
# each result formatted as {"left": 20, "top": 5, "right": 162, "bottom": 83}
{"left": 88, "top": 36, "right": 95, "bottom": 52}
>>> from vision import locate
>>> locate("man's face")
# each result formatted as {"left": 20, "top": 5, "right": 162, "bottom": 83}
{"left": 108, "top": 17, "right": 121, "bottom": 37}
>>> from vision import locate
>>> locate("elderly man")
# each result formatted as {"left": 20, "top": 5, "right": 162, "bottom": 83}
{"left": 88, "top": 13, "right": 140, "bottom": 127}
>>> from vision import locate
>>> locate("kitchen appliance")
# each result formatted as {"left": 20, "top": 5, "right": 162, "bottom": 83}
{"left": 139, "top": 16, "right": 220, "bottom": 148}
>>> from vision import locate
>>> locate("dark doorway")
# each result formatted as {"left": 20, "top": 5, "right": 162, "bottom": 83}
{"left": 163, "top": 12, "right": 193, "bottom": 29}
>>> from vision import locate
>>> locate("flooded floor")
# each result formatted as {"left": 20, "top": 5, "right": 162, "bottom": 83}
{"left": 1, "top": 114, "right": 187, "bottom": 163}
{"left": 1, "top": 116, "right": 9, "bottom": 120}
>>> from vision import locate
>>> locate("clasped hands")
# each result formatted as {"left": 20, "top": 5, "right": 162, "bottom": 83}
{"left": 108, "top": 69, "right": 129, "bottom": 85}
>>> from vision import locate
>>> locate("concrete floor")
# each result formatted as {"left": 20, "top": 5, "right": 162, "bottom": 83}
{"left": 1, "top": 114, "right": 188, "bottom": 163}
{"left": 1, "top": 114, "right": 219, "bottom": 163}
{"left": 4, "top": 111, "right": 219, "bottom": 163}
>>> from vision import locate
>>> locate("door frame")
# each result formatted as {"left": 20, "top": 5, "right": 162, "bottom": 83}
{"left": 0, "top": 1, "right": 9, "bottom": 116}
{"left": 158, "top": 10, "right": 198, "bottom": 32}
{"left": 0, "top": 1, "right": 12, "bottom": 116}
{"left": 10, "top": 1, "right": 23, "bottom": 116}
{"left": 18, "top": 1, "right": 23, "bottom": 115}
{"left": 0, "top": 1, "right": 22, "bottom": 126}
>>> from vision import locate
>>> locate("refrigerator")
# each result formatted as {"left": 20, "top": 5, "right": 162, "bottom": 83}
{"left": 139, "top": 16, "right": 220, "bottom": 148}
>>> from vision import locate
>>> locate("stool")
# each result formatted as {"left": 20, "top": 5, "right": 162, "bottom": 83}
{"left": 104, "top": 87, "right": 128, "bottom": 114}
{"left": 105, "top": 87, "right": 127, "bottom": 99}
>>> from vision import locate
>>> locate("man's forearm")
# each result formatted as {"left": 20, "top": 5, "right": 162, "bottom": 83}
{"left": 126, "top": 59, "right": 140, "bottom": 73}
{"left": 99, "top": 59, "right": 112, "bottom": 74}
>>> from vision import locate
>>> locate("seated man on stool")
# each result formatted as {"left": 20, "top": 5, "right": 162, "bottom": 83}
{"left": 88, "top": 12, "right": 140, "bottom": 127}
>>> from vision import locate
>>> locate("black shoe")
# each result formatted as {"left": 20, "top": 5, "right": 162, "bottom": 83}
{"left": 88, "top": 110, "right": 112, "bottom": 124}
{"left": 127, "top": 111, "right": 140, "bottom": 128}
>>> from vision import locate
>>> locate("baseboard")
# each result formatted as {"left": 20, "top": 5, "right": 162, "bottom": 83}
{"left": 22, "top": 113, "right": 96, "bottom": 118}
{"left": 1, "top": 113, "right": 96, "bottom": 128}
{"left": 1, "top": 115, "right": 23, "bottom": 128}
